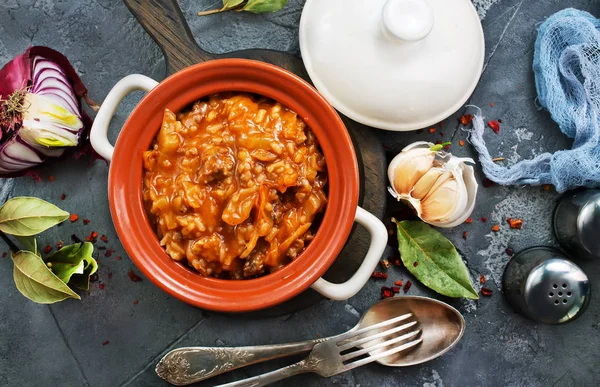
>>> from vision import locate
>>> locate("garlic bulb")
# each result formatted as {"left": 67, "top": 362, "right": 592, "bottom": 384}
{"left": 387, "top": 141, "right": 478, "bottom": 228}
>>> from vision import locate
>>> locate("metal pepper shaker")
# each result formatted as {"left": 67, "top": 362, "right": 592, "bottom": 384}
{"left": 553, "top": 189, "right": 600, "bottom": 260}
{"left": 502, "top": 247, "right": 590, "bottom": 324}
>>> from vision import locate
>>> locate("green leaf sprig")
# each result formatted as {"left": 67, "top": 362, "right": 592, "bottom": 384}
{"left": 198, "top": 0, "right": 288, "bottom": 16}
{"left": 394, "top": 219, "right": 479, "bottom": 299}
{"left": 0, "top": 197, "right": 98, "bottom": 304}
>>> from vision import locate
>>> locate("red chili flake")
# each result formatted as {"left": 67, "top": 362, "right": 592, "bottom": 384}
{"left": 482, "top": 178, "right": 496, "bottom": 188}
{"left": 1, "top": 252, "right": 6, "bottom": 258}
{"left": 492, "top": 225, "right": 500, "bottom": 232}
{"left": 100, "top": 235, "right": 108, "bottom": 243}
{"left": 43, "top": 245, "right": 53, "bottom": 254}
{"left": 413, "top": 261, "right": 419, "bottom": 267}
{"left": 403, "top": 280, "right": 412, "bottom": 293}
{"left": 108, "top": 272, "right": 113, "bottom": 279}
{"left": 465, "top": 217, "right": 473, "bottom": 224}
{"left": 463, "top": 231, "right": 468, "bottom": 239}
{"left": 443, "top": 143, "right": 451, "bottom": 150}
{"left": 128, "top": 269, "right": 142, "bottom": 282}
{"left": 435, "top": 140, "right": 442, "bottom": 145}
{"left": 104, "top": 249, "right": 115, "bottom": 257}
{"left": 381, "top": 286, "right": 393, "bottom": 299}
{"left": 394, "top": 280, "right": 403, "bottom": 286}
{"left": 60, "top": 193, "right": 66, "bottom": 200}
{"left": 116, "top": 256, "right": 122, "bottom": 261}
{"left": 83, "top": 219, "right": 90, "bottom": 225}
{"left": 439, "top": 132, "right": 444, "bottom": 137}
{"left": 99, "top": 283, "right": 105, "bottom": 290}
{"left": 488, "top": 120, "right": 500, "bottom": 134}
{"left": 56, "top": 241, "right": 63, "bottom": 249}
{"left": 481, "top": 217, "right": 487, "bottom": 222}
{"left": 458, "top": 114, "right": 473, "bottom": 125}
{"left": 506, "top": 247, "right": 514, "bottom": 256}
{"left": 543, "top": 184, "right": 552, "bottom": 191}
{"left": 391, "top": 286, "right": 401, "bottom": 294}
{"left": 490, "top": 102, "right": 495, "bottom": 107}
{"left": 69, "top": 214, "right": 79, "bottom": 222}
{"left": 428, "top": 127, "right": 436, "bottom": 134}
{"left": 481, "top": 287, "right": 493, "bottom": 297}
{"left": 459, "top": 139, "right": 465, "bottom": 146}
{"left": 133, "top": 300, "right": 139, "bottom": 305}
{"left": 438, "top": 122, "right": 443, "bottom": 128}
{"left": 480, "top": 274, "right": 486, "bottom": 284}
{"left": 48, "top": 175, "right": 54, "bottom": 182}
{"left": 506, "top": 217, "right": 512, "bottom": 223}
{"left": 509, "top": 219, "right": 523, "bottom": 229}
{"left": 371, "top": 271, "right": 388, "bottom": 280}
{"left": 25, "top": 170, "right": 41, "bottom": 182}
{"left": 393, "top": 259, "right": 401, "bottom": 266}
{"left": 498, "top": 119, "right": 503, "bottom": 123}
{"left": 102, "top": 340, "right": 110, "bottom": 346}
{"left": 85, "top": 231, "right": 98, "bottom": 242}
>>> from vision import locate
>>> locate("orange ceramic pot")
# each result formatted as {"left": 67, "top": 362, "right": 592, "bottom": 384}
{"left": 90, "top": 59, "right": 386, "bottom": 312}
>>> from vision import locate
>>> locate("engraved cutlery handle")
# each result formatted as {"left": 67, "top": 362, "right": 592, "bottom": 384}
{"left": 155, "top": 339, "right": 325, "bottom": 386}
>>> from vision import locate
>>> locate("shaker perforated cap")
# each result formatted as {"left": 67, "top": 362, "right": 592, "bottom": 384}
{"left": 503, "top": 247, "right": 590, "bottom": 324}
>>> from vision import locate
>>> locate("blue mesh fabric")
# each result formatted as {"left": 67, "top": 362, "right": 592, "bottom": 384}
{"left": 469, "top": 8, "right": 600, "bottom": 192}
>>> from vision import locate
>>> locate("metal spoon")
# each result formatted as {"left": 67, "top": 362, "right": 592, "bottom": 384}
{"left": 156, "top": 296, "right": 465, "bottom": 385}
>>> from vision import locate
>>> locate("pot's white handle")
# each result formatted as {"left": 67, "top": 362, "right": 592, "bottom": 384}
{"left": 311, "top": 207, "right": 387, "bottom": 300}
{"left": 90, "top": 74, "right": 159, "bottom": 161}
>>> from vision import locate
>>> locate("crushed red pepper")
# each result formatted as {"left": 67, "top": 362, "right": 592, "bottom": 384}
{"left": 459, "top": 114, "right": 473, "bottom": 125}
{"left": 481, "top": 287, "right": 493, "bottom": 297}
{"left": 465, "top": 217, "right": 473, "bottom": 224}
{"left": 371, "top": 271, "right": 388, "bottom": 280}
{"left": 393, "top": 259, "right": 401, "bottom": 266}
{"left": 99, "top": 283, "right": 105, "bottom": 290}
{"left": 509, "top": 219, "right": 523, "bottom": 229}
{"left": 394, "top": 280, "right": 403, "bottom": 286}
{"left": 133, "top": 300, "right": 139, "bottom": 305}
{"left": 104, "top": 249, "right": 115, "bottom": 257}
{"left": 480, "top": 274, "right": 486, "bottom": 284}
{"left": 505, "top": 248, "right": 514, "bottom": 256}
{"left": 85, "top": 231, "right": 98, "bottom": 242}
{"left": 83, "top": 219, "right": 90, "bottom": 225}
{"left": 56, "top": 241, "right": 63, "bottom": 249}
{"left": 100, "top": 235, "right": 108, "bottom": 243}
{"left": 459, "top": 139, "right": 465, "bottom": 146}
{"left": 481, "top": 217, "right": 488, "bottom": 222}
{"left": 25, "top": 170, "right": 41, "bottom": 182}
{"left": 381, "top": 286, "right": 393, "bottom": 299}
{"left": 488, "top": 120, "right": 500, "bottom": 134}
{"left": 127, "top": 269, "right": 142, "bottom": 282}
{"left": 403, "top": 280, "right": 412, "bottom": 293}
{"left": 391, "top": 286, "right": 401, "bottom": 294}
{"left": 1, "top": 252, "right": 6, "bottom": 258}
{"left": 116, "top": 256, "right": 122, "bottom": 261}
{"left": 48, "top": 175, "right": 54, "bottom": 182}
{"left": 108, "top": 272, "right": 113, "bottom": 279}
{"left": 428, "top": 127, "right": 436, "bottom": 134}
{"left": 492, "top": 225, "right": 500, "bottom": 232}
{"left": 463, "top": 231, "right": 468, "bottom": 240}
{"left": 543, "top": 184, "right": 552, "bottom": 191}
{"left": 60, "top": 193, "right": 66, "bottom": 200}
{"left": 43, "top": 245, "right": 52, "bottom": 254}
{"left": 490, "top": 102, "right": 495, "bottom": 107}
{"left": 102, "top": 340, "right": 110, "bottom": 346}
{"left": 69, "top": 214, "right": 79, "bottom": 222}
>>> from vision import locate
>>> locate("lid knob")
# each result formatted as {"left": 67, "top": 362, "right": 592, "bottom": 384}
{"left": 382, "top": 0, "right": 434, "bottom": 42}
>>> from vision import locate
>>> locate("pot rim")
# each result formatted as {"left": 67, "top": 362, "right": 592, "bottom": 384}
{"left": 107, "top": 59, "right": 360, "bottom": 312}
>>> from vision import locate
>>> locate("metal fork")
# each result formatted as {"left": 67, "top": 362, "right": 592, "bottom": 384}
{"left": 214, "top": 313, "right": 422, "bottom": 387}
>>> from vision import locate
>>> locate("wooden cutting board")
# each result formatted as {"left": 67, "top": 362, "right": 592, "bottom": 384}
{"left": 123, "top": 0, "right": 387, "bottom": 316}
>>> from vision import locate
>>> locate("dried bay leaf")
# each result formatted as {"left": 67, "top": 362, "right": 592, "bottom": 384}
{"left": 198, "top": 0, "right": 287, "bottom": 16}
{"left": 0, "top": 197, "right": 68, "bottom": 236}
{"left": 11, "top": 250, "right": 80, "bottom": 303}
{"left": 395, "top": 219, "right": 478, "bottom": 299}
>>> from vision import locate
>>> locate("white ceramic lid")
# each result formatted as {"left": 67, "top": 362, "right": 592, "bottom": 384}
{"left": 299, "top": 0, "right": 485, "bottom": 131}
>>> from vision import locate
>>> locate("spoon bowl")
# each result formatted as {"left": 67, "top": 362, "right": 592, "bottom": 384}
{"left": 358, "top": 296, "right": 465, "bottom": 366}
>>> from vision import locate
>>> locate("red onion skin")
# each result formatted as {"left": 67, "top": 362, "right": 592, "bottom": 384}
{"left": 0, "top": 46, "right": 95, "bottom": 177}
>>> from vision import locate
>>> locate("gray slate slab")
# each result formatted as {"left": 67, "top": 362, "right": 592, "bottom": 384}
{"left": 1, "top": 0, "right": 600, "bottom": 386}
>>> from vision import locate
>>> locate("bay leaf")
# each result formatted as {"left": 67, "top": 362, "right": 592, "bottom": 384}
{"left": 0, "top": 197, "right": 69, "bottom": 236}
{"left": 243, "top": 0, "right": 288, "bottom": 13}
{"left": 45, "top": 242, "right": 97, "bottom": 286}
{"left": 15, "top": 235, "right": 38, "bottom": 255}
{"left": 11, "top": 250, "right": 80, "bottom": 304}
{"left": 395, "top": 220, "right": 478, "bottom": 299}
{"left": 198, "top": 0, "right": 247, "bottom": 16}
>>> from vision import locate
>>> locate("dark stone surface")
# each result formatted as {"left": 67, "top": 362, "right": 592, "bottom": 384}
{"left": 1, "top": 1, "right": 600, "bottom": 386}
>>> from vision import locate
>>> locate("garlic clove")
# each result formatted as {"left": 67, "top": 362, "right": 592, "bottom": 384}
{"left": 434, "top": 164, "right": 478, "bottom": 228}
{"left": 412, "top": 168, "right": 450, "bottom": 200}
{"left": 420, "top": 177, "right": 461, "bottom": 222}
{"left": 388, "top": 147, "right": 434, "bottom": 196}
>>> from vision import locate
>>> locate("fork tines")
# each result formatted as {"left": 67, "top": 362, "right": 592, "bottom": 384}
{"left": 336, "top": 313, "right": 422, "bottom": 371}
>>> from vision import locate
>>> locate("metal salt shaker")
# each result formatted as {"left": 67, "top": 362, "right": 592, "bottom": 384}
{"left": 502, "top": 247, "right": 590, "bottom": 324}
{"left": 553, "top": 189, "right": 600, "bottom": 260}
